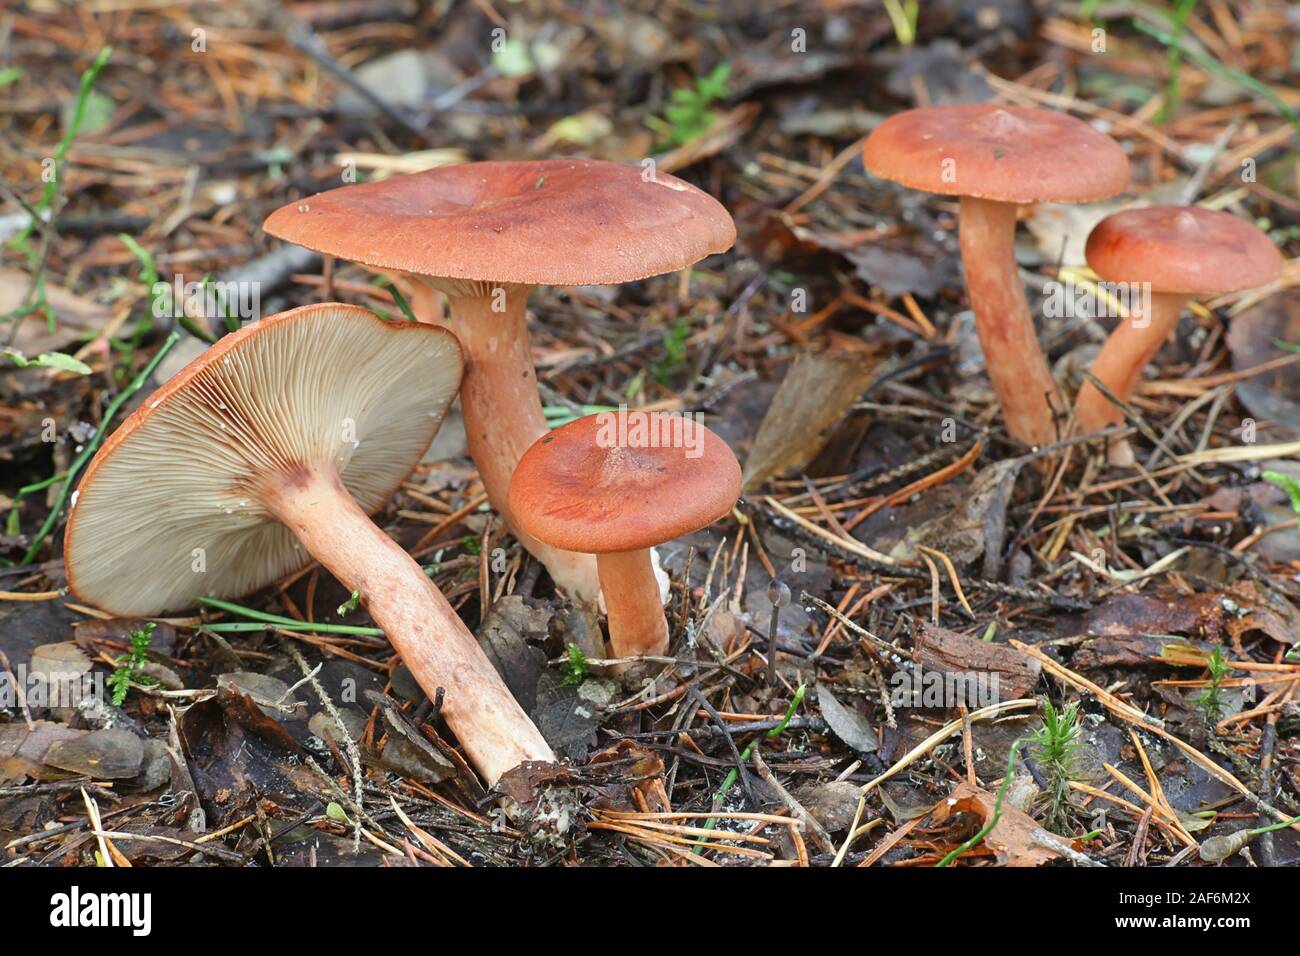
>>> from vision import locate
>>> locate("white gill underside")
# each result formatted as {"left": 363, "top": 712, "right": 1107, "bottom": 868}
{"left": 67, "top": 308, "right": 461, "bottom": 615}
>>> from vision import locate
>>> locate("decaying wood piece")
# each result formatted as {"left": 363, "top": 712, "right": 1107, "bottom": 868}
{"left": 912, "top": 623, "right": 1041, "bottom": 701}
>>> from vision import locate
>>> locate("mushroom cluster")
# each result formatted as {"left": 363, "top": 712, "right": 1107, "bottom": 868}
{"left": 1074, "top": 205, "right": 1283, "bottom": 463}
{"left": 66, "top": 160, "right": 742, "bottom": 791}
{"left": 863, "top": 103, "right": 1131, "bottom": 447}
{"left": 60, "top": 123, "right": 1286, "bottom": 804}
{"left": 263, "top": 160, "right": 736, "bottom": 603}
{"left": 863, "top": 104, "right": 1286, "bottom": 466}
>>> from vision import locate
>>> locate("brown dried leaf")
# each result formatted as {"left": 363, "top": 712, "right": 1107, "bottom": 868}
{"left": 742, "top": 348, "right": 883, "bottom": 492}
{"left": 890, "top": 459, "right": 1021, "bottom": 578}
{"left": 44, "top": 727, "right": 144, "bottom": 780}
{"left": 1226, "top": 291, "right": 1300, "bottom": 434}
{"left": 1224, "top": 581, "right": 1299, "bottom": 647}
{"left": 0, "top": 267, "right": 111, "bottom": 354}
{"left": 1083, "top": 592, "right": 1225, "bottom": 640}
{"left": 0, "top": 721, "right": 85, "bottom": 783}
{"left": 931, "top": 781, "right": 1065, "bottom": 867}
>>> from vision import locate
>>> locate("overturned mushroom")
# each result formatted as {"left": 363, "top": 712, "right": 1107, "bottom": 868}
{"left": 863, "top": 104, "right": 1130, "bottom": 446}
{"left": 1075, "top": 205, "right": 1283, "bottom": 464}
{"left": 508, "top": 410, "right": 740, "bottom": 663}
{"left": 263, "top": 159, "right": 736, "bottom": 602}
{"left": 64, "top": 303, "right": 552, "bottom": 784}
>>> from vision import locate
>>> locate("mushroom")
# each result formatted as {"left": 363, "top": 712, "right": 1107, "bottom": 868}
{"left": 507, "top": 410, "right": 741, "bottom": 662}
{"left": 863, "top": 104, "right": 1130, "bottom": 447}
{"left": 1075, "top": 204, "right": 1284, "bottom": 464}
{"left": 64, "top": 303, "right": 552, "bottom": 784}
{"left": 263, "top": 159, "right": 736, "bottom": 603}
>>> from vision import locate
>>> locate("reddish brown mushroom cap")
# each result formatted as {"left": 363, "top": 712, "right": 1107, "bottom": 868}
{"left": 863, "top": 104, "right": 1130, "bottom": 204}
{"left": 1085, "top": 205, "right": 1283, "bottom": 295}
{"left": 508, "top": 411, "right": 741, "bottom": 553}
{"left": 263, "top": 159, "right": 736, "bottom": 287}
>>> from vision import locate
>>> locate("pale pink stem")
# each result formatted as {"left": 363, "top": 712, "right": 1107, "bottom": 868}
{"left": 1075, "top": 291, "right": 1185, "bottom": 434}
{"left": 261, "top": 464, "right": 553, "bottom": 784}
{"left": 959, "top": 196, "right": 1066, "bottom": 447}
{"left": 418, "top": 288, "right": 602, "bottom": 603}
{"left": 596, "top": 549, "right": 669, "bottom": 661}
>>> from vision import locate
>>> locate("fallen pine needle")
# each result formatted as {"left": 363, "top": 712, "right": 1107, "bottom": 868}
{"left": 0, "top": 590, "right": 61, "bottom": 602}
{"left": 1011, "top": 640, "right": 1300, "bottom": 831}
{"left": 765, "top": 496, "right": 896, "bottom": 564}
{"left": 832, "top": 697, "right": 1037, "bottom": 866}
{"left": 843, "top": 439, "right": 983, "bottom": 532}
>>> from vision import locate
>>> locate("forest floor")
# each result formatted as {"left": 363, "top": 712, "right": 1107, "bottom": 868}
{"left": 1, "top": 1, "right": 1299, "bottom": 867}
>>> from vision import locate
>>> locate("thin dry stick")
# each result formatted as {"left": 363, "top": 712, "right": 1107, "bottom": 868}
{"left": 765, "top": 496, "right": 897, "bottom": 565}
{"left": 858, "top": 817, "right": 916, "bottom": 867}
{"left": 388, "top": 796, "right": 467, "bottom": 866}
{"left": 599, "top": 810, "right": 797, "bottom": 824}
{"left": 81, "top": 787, "right": 115, "bottom": 868}
{"left": 1102, "top": 763, "right": 1198, "bottom": 849}
{"left": 917, "top": 546, "right": 975, "bottom": 618}
{"left": 1177, "top": 439, "right": 1300, "bottom": 465}
{"left": 918, "top": 549, "right": 941, "bottom": 625}
{"left": 782, "top": 134, "right": 868, "bottom": 214}
{"left": 587, "top": 820, "right": 772, "bottom": 859}
{"left": 94, "top": 830, "right": 244, "bottom": 864}
{"left": 1130, "top": 729, "right": 1178, "bottom": 825}
{"left": 1219, "top": 680, "right": 1298, "bottom": 730}
{"left": 751, "top": 749, "right": 834, "bottom": 853}
{"left": 842, "top": 440, "right": 984, "bottom": 533}
{"left": 803, "top": 592, "right": 911, "bottom": 660}
{"left": 286, "top": 644, "right": 363, "bottom": 852}
{"left": 1069, "top": 781, "right": 1190, "bottom": 845}
{"left": 0, "top": 649, "right": 34, "bottom": 730}
{"left": 597, "top": 818, "right": 774, "bottom": 845}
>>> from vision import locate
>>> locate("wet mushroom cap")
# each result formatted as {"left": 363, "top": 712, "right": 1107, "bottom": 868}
{"left": 863, "top": 104, "right": 1131, "bottom": 203}
{"left": 1086, "top": 205, "right": 1284, "bottom": 295}
{"left": 64, "top": 304, "right": 463, "bottom": 616}
{"left": 508, "top": 411, "right": 741, "bottom": 553}
{"left": 263, "top": 159, "right": 737, "bottom": 287}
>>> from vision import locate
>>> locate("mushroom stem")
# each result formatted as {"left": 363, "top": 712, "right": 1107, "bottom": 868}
{"left": 439, "top": 291, "right": 602, "bottom": 604}
{"left": 958, "top": 196, "right": 1065, "bottom": 447}
{"left": 1074, "top": 291, "right": 1185, "bottom": 435}
{"left": 261, "top": 464, "right": 553, "bottom": 784}
{"left": 596, "top": 549, "right": 670, "bottom": 661}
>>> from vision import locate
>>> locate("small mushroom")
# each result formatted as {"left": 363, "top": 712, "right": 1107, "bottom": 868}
{"left": 64, "top": 304, "right": 552, "bottom": 784}
{"left": 1075, "top": 205, "right": 1284, "bottom": 464}
{"left": 263, "top": 160, "right": 736, "bottom": 603}
{"left": 863, "top": 104, "right": 1130, "bottom": 447}
{"left": 507, "top": 410, "right": 741, "bottom": 663}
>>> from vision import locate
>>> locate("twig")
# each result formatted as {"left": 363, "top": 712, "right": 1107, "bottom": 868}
{"left": 286, "top": 644, "right": 363, "bottom": 852}
{"left": 751, "top": 749, "right": 834, "bottom": 853}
